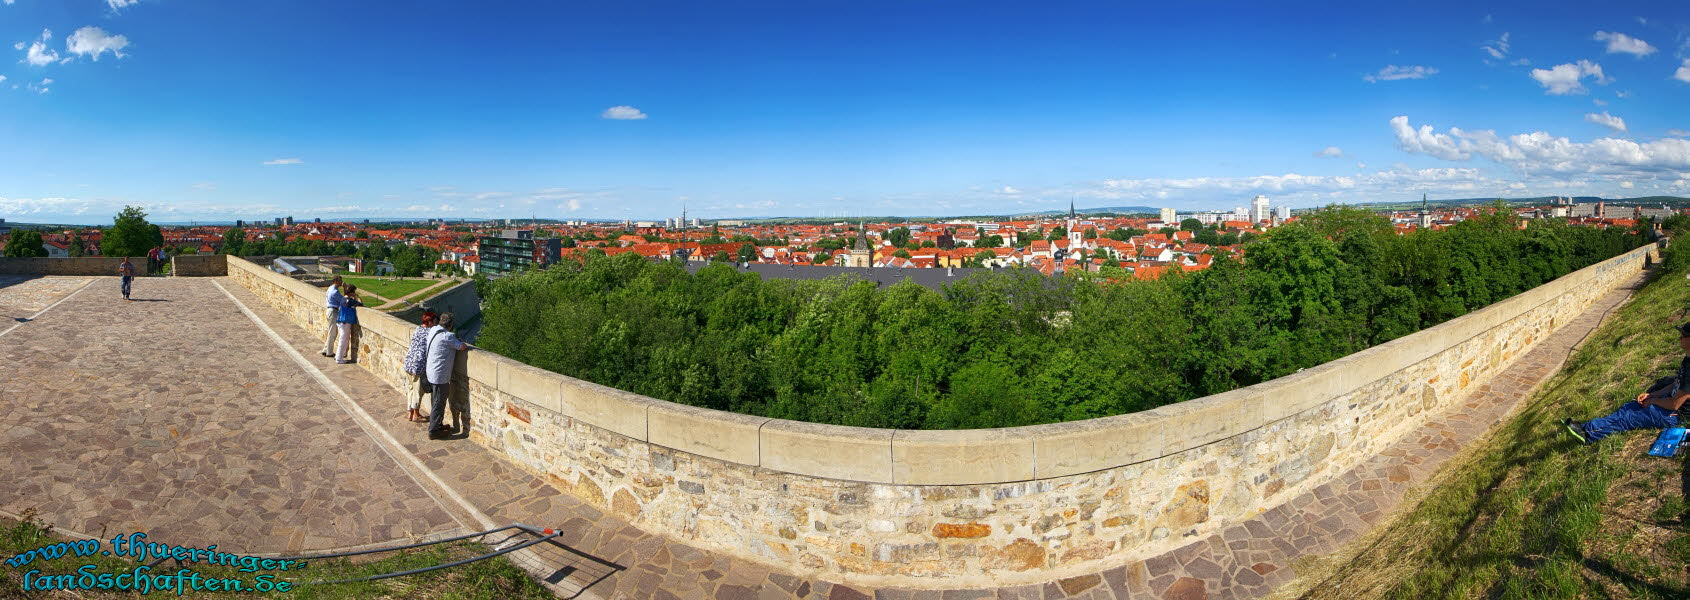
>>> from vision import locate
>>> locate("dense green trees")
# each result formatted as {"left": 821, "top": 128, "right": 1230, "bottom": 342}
{"left": 100, "top": 206, "right": 163, "bottom": 258}
{"left": 3, "top": 230, "right": 47, "bottom": 258}
{"left": 476, "top": 207, "right": 1644, "bottom": 429}
{"left": 220, "top": 227, "right": 247, "bottom": 255}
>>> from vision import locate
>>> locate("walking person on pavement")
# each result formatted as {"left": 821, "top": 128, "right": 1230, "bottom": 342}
{"left": 319, "top": 275, "right": 344, "bottom": 357}
{"left": 117, "top": 257, "right": 135, "bottom": 300}
{"left": 423, "top": 312, "right": 469, "bottom": 439}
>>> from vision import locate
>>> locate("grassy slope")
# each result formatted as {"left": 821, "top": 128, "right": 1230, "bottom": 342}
{"left": 1299, "top": 257, "right": 1690, "bottom": 599}
{"left": 338, "top": 277, "right": 441, "bottom": 305}
{"left": 0, "top": 511, "right": 555, "bottom": 599}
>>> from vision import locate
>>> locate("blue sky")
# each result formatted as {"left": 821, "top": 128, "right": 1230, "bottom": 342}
{"left": 2, "top": 1, "right": 1688, "bottom": 224}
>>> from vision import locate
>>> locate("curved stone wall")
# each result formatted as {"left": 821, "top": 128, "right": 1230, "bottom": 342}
{"left": 227, "top": 243, "right": 1657, "bottom": 588}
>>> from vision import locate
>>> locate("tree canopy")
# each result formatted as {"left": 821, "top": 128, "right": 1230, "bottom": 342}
{"left": 3, "top": 230, "right": 47, "bottom": 258}
{"left": 100, "top": 206, "right": 163, "bottom": 258}
{"left": 475, "top": 208, "right": 1643, "bottom": 430}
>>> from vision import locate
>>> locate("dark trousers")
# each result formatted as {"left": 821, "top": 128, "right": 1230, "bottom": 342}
{"left": 120, "top": 276, "right": 132, "bottom": 298}
{"left": 1586, "top": 402, "right": 1680, "bottom": 441}
{"left": 427, "top": 383, "right": 452, "bottom": 434}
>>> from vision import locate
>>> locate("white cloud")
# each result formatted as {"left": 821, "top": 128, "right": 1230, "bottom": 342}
{"left": 565, "top": 198, "right": 581, "bottom": 212}
{"left": 27, "top": 77, "right": 50, "bottom": 93}
{"left": 601, "top": 105, "right": 647, "bottom": 120}
{"left": 1481, "top": 32, "right": 1510, "bottom": 61}
{"left": 1585, "top": 111, "right": 1627, "bottom": 133}
{"left": 1390, "top": 116, "right": 1470, "bottom": 160}
{"left": 190, "top": 182, "right": 216, "bottom": 191}
{"left": 0, "top": 75, "right": 6, "bottom": 84}
{"left": 12, "top": 42, "right": 22, "bottom": 51}
{"left": 1620, "top": 181, "right": 1635, "bottom": 188}
{"left": 1668, "top": 129, "right": 1690, "bottom": 138}
{"left": 107, "top": 0, "right": 139, "bottom": 9}
{"left": 1356, "top": 161, "right": 1367, "bottom": 169}
{"left": 1593, "top": 31, "right": 1656, "bottom": 57}
{"left": 1675, "top": 59, "right": 1690, "bottom": 83}
{"left": 24, "top": 29, "right": 57, "bottom": 66}
{"left": 1363, "top": 65, "right": 1438, "bottom": 82}
{"left": 1391, "top": 115, "right": 1690, "bottom": 175}
{"left": 1509, "top": 58, "right": 1531, "bottom": 66}
{"left": 1593, "top": 98, "right": 1608, "bottom": 106}
{"left": 261, "top": 158, "right": 303, "bottom": 165}
{"left": 1529, "top": 60, "right": 1609, "bottom": 95}
{"left": 1317, "top": 146, "right": 1344, "bottom": 158}
{"left": 997, "top": 185, "right": 1022, "bottom": 195}
{"left": 66, "top": 27, "right": 128, "bottom": 61}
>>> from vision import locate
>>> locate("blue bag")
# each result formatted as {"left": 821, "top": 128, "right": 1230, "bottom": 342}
{"left": 1648, "top": 427, "right": 1686, "bottom": 458}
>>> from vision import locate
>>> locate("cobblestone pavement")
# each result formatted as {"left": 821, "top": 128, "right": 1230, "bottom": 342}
{"left": 0, "top": 277, "right": 462, "bottom": 554}
{"left": 0, "top": 272, "right": 1642, "bottom": 598}
{"left": 0, "top": 275, "right": 92, "bottom": 317}
{"left": 214, "top": 269, "right": 1647, "bottom": 600}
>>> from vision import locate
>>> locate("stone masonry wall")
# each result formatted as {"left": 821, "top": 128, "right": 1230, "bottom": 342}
{"left": 0, "top": 257, "right": 135, "bottom": 276}
{"left": 226, "top": 244, "right": 1656, "bottom": 589}
{"left": 171, "top": 254, "right": 228, "bottom": 276}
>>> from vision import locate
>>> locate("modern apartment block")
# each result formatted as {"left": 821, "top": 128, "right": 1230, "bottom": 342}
{"left": 477, "top": 229, "right": 561, "bottom": 277}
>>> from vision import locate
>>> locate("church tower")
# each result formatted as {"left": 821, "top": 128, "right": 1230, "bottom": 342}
{"left": 1067, "top": 200, "right": 1084, "bottom": 250}
{"left": 848, "top": 220, "right": 872, "bottom": 268}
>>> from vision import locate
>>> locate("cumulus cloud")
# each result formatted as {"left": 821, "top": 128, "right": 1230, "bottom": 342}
{"left": 601, "top": 105, "right": 647, "bottom": 120}
{"left": 107, "top": 0, "right": 139, "bottom": 9}
{"left": 23, "top": 29, "right": 57, "bottom": 66}
{"left": 1594, "top": 31, "right": 1656, "bottom": 56}
{"left": 1676, "top": 59, "right": 1690, "bottom": 83}
{"left": 27, "top": 77, "right": 50, "bottom": 93}
{"left": 1364, "top": 65, "right": 1438, "bottom": 82}
{"left": 1529, "top": 60, "right": 1609, "bottom": 95}
{"left": 1391, "top": 115, "right": 1690, "bottom": 176}
{"left": 262, "top": 158, "right": 303, "bottom": 165}
{"left": 1585, "top": 111, "right": 1627, "bottom": 133}
{"left": 1620, "top": 181, "right": 1635, "bottom": 188}
{"left": 66, "top": 26, "right": 128, "bottom": 61}
{"left": 1316, "top": 146, "right": 1344, "bottom": 158}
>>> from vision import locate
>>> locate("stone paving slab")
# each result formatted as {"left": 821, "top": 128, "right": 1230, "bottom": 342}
{"left": 0, "top": 277, "right": 462, "bottom": 554}
{"left": 0, "top": 275, "right": 91, "bottom": 317}
{"left": 213, "top": 268, "right": 1649, "bottom": 600}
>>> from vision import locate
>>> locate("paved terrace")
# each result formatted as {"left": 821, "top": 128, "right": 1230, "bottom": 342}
{"left": 0, "top": 271, "right": 1648, "bottom": 599}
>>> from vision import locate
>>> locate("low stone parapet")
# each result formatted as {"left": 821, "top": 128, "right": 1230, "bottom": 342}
{"left": 223, "top": 242, "right": 1659, "bottom": 588}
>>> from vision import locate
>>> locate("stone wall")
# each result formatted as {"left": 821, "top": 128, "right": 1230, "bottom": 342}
{"left": 0, "top": 257, "right": 135, "bottom": 276}
{"left": 171, "top": 254, "right": 228, "bottom": 276}
{"left": 225, "top": 244, "right": 1657, "bottom": 589}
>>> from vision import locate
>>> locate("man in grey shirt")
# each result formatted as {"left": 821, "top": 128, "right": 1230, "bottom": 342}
{"left": 319, "top": 275, "right": 343, "bottom": 357}
{"left": 424, "top": 312, "right": 469, "bottom": 439}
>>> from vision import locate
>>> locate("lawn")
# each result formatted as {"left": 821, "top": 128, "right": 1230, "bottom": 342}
{"left": 1299, "top": 243, "right": 1690, "bottom": 599}
{"left": 0, "top": 510, "right": 557, "bottom": 599}
{"left": 338, "top": 276, "right": 441, "bottom": 303}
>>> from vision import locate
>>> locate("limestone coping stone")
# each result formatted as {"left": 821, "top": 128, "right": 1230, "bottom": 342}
{"left": 1024, "top": 411, "right": 1164, "bottom": 479}
{"left": 497, "top": 359, "right": 565, "bottom": 415}
{"left": 558, "top": 377, "right": 656, "bottom": 442}
{"left": 647, "top": 400, "right": 767, "bottom": 466}
{"left": 465, "top": 346, "right": 500, "bottom": 386}
{"left": 762, "top": 420, "right": 894, "bottom": 483}
{"left": 892, "top": 427, "right": 1035, "bottom": 484}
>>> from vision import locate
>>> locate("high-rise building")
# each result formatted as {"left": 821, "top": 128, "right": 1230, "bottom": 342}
{"left": 274, "top": 217, "right": 284, "bottom": 226}
{"left": 1159, "top": 207, "right": 1176, "bottom": 223}
{"left": 1250, "top": 195, "right": 1270, "bottom": 224}
{"left": 235, "top": 220, "right": 244, "bottom": 228}
{"left": 477, "top": 230, "right": 562, "bottom": 277}
{"left": 284, "top": 216, "right": 295, "bottom": 226}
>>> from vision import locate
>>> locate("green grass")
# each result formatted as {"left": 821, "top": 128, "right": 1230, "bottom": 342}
{"left": 0, "top": 510, "right": 556, "bottom": 599}
{"left": 338, "top": 277, "right": 441, "bottom": 304}
{"left": 1306, "top": 247, "right": 1690, "bottom": 599}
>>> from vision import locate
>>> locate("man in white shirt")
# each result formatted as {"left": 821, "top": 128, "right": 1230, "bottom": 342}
{"left": 423, "top": 312, "right": 470, "bottom": 439}
{"left": 319, "top": 276, "right": 344, "bottom": 357}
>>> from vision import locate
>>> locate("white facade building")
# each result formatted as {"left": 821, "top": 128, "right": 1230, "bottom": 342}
{"left": 1250, "top": 195, "right": 1270, "bottom": 224}
{"left": 1159, "top": 207, "right": 1177, "bottom": 223}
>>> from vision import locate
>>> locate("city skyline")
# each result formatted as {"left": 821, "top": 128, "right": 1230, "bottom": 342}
{"left": 2, "top": 1, "right": 1689, "bottom": 225}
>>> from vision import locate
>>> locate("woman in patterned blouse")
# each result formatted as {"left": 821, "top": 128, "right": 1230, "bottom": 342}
{"left": 402, "top": 311, "right": 439, "bottom": 422}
